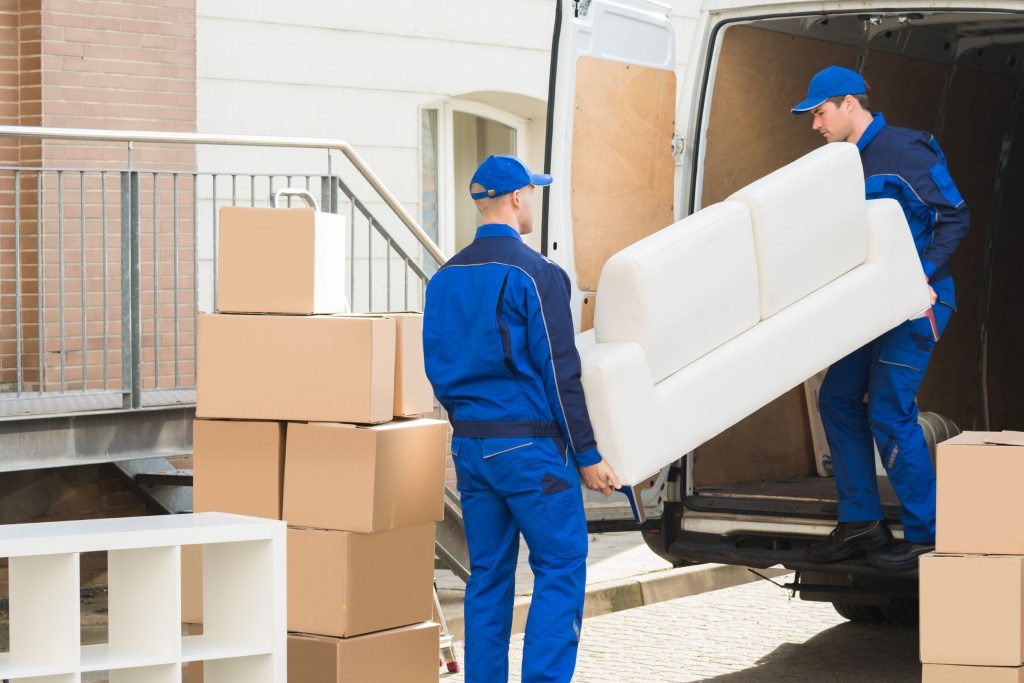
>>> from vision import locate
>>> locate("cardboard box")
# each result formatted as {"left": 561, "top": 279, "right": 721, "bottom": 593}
{"left": 288, "top": 523, "right": 435, "bottom": 638}
{"left": 216, "top": 206, "right": 347, "bottom": 315}
{"left": 283, "top": 419, "right": 446, "bottom": 532}
{"left": 920, "top": 553, "right": 1024, "bottom": 665}
{"left": 288, "top": 622, "right": 440, "bottom": 683}
{"left": 924, "top": 664, "right": 1024, "bottom": 682}
{"left": 937, "top": 431, "right": 1024, "bottom": 554}
{"left": 196, "top": 314, "right": 396, "bottom": 424}
{"left": 184, "top": 623, "right": 203, "bottom": 683}
{"left": 181, "top": 544, "right": 203, "bottom": 624}
{"left": 193, "top": 419, "right": 286, "bottom": 519}
{"left": 390, "top": 313, "right": 435, "bottom": 417}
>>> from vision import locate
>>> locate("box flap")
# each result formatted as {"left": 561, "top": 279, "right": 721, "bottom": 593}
{"left": 941, "top": 431, "right": 1006, "bottom": 447}
{"left": 984, "top": 431, "right": 1024, "bottom": 447}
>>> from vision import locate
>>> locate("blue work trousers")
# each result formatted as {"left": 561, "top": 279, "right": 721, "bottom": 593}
{"left": 452, "top": 435, "right": 588, "bottom": 683}
{"left": 819, "top": 277, "right": 955, "bottom": 543}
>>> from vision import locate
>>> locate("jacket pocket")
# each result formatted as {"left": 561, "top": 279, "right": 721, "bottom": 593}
{"left": 483, "top": 440, "right": 534, "bottom": 460}
{"left": 930, "top": 161, "right": 964, "bottom": 206}
{"left": 495, "top": 272, "right": 518, "bottom": 377}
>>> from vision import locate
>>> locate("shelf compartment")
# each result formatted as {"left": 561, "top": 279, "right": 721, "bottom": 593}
{"left": 201, "top": 654, "right": 274, "bottom": 683}
{"left": 8, "top": 553, "right": 80, "bottom": 675}
{"left": 0, "top": 651, "right": 75, "bottom": 679}
{"left": 7, "top": 673, "right": 80, "bottom": 683}
{"left": 108, "top": 546, "right": 181, "bottom": 662}
{"left": 79, "top": 644, "right": 177, "bottom": 672}
{"left": 107, "top": 663, "right": 181, "bottom": 683}
{"left": 180, "top": 635, "right": 272, "bottom": 663}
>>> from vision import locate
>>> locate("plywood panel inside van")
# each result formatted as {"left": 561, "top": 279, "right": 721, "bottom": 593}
{"left": 700, "top": 26, "right": 859, "bottom": 207}
{"left": 570, "top": 56, "right": 676, "bottom": 292}
{"left": 861, "top": 51, "right": 948, "bottom": 133}
{"left": 919, "top": 66, "right": 1017, "bottom": 431}
{"left": 580, "top": 295, "right": 595, "bottom": 333}
{"left": 988, "top": 106, "right": 1024, "bottom": 429}
{"left": 692, "top": 387, "right": 817, "bottom": 487}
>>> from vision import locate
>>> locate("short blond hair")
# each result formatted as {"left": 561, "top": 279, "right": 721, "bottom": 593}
{"left": 470, "top": 182, "right": 511, "bottom": 213}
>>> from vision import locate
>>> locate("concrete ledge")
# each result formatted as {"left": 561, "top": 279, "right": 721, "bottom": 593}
{"left": 441, "top": 563, "right": 790, "bottom": 640}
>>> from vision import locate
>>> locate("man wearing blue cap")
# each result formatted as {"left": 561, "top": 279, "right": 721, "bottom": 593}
{"left": 422, "top": 154, "right": 621, "bottom": 681}
{"left": 793, "top": 66, "right": 969, "bottom": 570}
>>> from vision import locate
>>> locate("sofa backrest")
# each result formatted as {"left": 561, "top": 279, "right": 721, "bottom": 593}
{"left": 594, "top": 201, "right": 760, "bottom": 383}
{"left": 727, "top": 142, "right": 868, "bottom": 319}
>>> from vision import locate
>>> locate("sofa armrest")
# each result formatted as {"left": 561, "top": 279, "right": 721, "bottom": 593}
{"left": 578, "top": 338, "right": 678, "bottom": 485}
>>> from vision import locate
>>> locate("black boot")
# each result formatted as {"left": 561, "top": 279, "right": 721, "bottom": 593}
{"left": 806, "top": 520, "right": 893, "bottom": 563}
{"left": 866, "top": 541, "right": 934, "bottom": 571}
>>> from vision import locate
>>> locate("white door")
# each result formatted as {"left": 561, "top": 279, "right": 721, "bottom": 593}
{"left": 546, "top": 0, "right": 681, "bottom": 334}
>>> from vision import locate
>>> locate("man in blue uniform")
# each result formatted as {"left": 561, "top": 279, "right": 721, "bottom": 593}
{"left": 791, "top": 66, "right": 969, "bottom": 571}
{"left": 423, "top": 155, "right": 621, "bottom": 682}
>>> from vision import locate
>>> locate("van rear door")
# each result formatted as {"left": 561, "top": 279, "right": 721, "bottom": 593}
{"left": 545, "top": 0, "right": 680, "bottom": 333}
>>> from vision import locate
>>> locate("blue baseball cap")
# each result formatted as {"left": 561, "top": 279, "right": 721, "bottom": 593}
{"left": 469, "top": 155, "right": 552, "bottom": 199}
{"left": 791, "top": 66, "right": 866, "bottom": 114}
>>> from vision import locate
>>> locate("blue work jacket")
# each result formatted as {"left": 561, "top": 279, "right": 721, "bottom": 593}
{"left": 422, "top": 223, "right": 601, "bottom": 468}
{"left": 857, "top": 113, "right": 969, "bottom": 282}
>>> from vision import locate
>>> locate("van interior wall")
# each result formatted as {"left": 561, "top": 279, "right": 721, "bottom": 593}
{"left": 693, "top": 24, "right": 1024, "bottom": 488}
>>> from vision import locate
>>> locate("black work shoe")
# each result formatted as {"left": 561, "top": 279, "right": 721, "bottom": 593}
{"left": 805, "top": 521, "right": 893, "bottom": 563}
{"left": 865, "top": 541, "right": 934, "bottom": 571}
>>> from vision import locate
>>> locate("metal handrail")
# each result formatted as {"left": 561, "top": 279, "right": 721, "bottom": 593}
{"left": 0, "top": 125, "right": 447, "bottom": 265}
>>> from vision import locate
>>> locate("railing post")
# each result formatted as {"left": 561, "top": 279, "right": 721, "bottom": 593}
{"left": 130, "top": 171, "right": 141, "bottom": 409}
{"left": 119, "top": 172, "right": 132, "bottom": 409}
{"left": 120, "top": 171, "right": 142, "bottom": 409}
{"left": 320, "top": 174, "right": 339, "bottom": 215}
{"left": 320, "top": 176, "right": 331, "bottom": 215}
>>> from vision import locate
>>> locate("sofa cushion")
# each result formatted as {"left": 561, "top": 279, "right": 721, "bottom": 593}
{"left": 594, "top": 201, "right": 760, "bottom": 383}
{"left": 728, "top": 142, "right": 868, "bottom": 319}
{"left": 576, "top": 332, "right": 677, "bottom": 485}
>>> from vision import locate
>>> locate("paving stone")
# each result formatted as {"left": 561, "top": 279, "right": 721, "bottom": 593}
{"left": 441, "top": 573, "right": 921, "bottom": 682}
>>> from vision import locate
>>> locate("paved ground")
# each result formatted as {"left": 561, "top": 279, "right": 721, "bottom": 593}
{"left": 436, "top": 531, "right": 787, "bottom": 639}
{"left": 441, "top": 573, "right": 921, "bottom": 682}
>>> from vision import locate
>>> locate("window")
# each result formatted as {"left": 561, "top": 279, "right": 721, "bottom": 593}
{"left": 421, "top": 99, "right": 527, "bottom": 256}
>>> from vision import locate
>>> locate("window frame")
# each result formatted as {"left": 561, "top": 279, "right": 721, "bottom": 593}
{"left": 421, "top": 97, "right": 529, "bottom": 257}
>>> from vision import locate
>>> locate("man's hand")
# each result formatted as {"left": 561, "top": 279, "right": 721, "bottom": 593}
{"left": 924, "top": 274, "right": 937, "bottom": 306}
{"left": 579, "top": 459, "right": 622, "bottom": 497}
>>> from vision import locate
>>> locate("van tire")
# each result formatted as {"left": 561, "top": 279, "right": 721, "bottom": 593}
{"left": 880, "top": 598, "right": 919, "bottom": 626}
{"left": 831, "top": 601, "right": 886, "bottom": 623}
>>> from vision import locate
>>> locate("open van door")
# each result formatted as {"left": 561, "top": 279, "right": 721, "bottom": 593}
{"left": 544, "top": 0, "right": 680, "bottom": 527}
{"left": 544, "top": 0, "right": 680, "bottom": 335}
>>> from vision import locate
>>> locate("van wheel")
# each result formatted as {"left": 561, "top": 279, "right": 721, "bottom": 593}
{"left": 880, "top": 598, "right": 919, "bottom": 626}
{"left": 832, "top": 601, "right": 886, "bottom": 623}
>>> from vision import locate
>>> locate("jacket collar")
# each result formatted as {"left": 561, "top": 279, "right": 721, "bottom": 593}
{"left": 475, "top": 223, "right": 523, "bottom": 241}
{"left": 856, "top": 112, "right": 887, "bottom": 152}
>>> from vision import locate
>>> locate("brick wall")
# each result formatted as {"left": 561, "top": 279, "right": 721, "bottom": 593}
{"left": 0, "top": 0, "right": 197, "bottom": 394}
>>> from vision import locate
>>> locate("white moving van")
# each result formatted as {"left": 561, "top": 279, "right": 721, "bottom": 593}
{"left": 548, "top": 0, "right": 1023, "bottom": 622}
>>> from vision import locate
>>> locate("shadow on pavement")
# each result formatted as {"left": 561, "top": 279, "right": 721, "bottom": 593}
{"left": 699, "top": 622, "right": 920, "bottom": 683}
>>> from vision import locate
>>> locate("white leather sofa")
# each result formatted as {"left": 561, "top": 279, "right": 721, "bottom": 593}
{"left": 578, "top": 142, "right": 931, "bottom": 486}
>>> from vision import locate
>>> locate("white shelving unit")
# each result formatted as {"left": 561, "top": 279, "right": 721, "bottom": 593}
{"left": 0, "top": 512, "right": 286, "bottom": 683}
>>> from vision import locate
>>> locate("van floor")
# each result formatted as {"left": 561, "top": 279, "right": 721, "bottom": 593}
{"left": 691, "top": 476, "right": 903, "bottom": 521}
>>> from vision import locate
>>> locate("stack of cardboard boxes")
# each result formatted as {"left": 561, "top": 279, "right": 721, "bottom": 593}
{"left": 921, "top": 432, "right": 1024, "bottom": 682}
{"left": 186, "top": 205, "right": 446, "bottom": 682}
